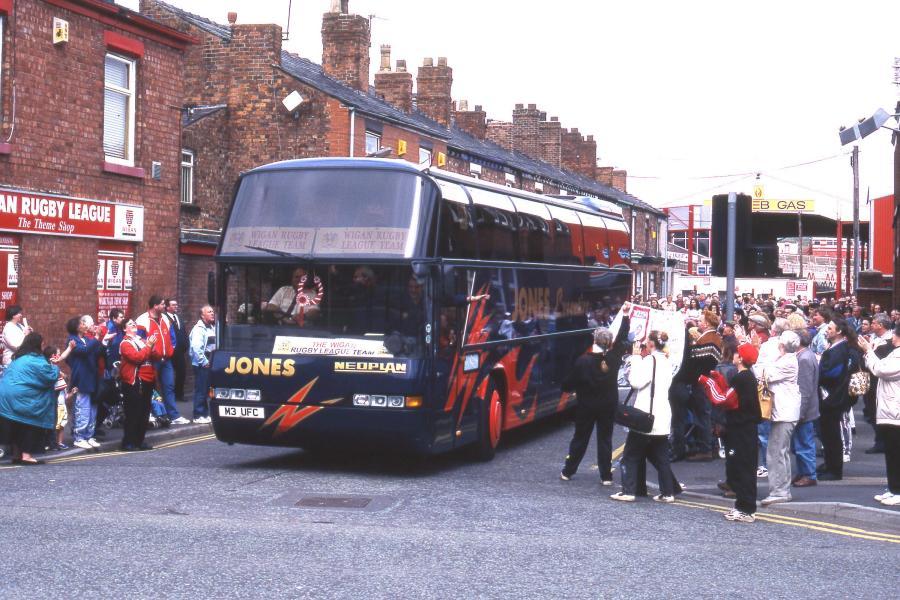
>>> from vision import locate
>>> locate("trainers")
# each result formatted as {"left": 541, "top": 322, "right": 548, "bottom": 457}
{"left": 756, "top": 466, "right": 768, "bottom": 478}
{"left": 170, "top": 417, "right": 191, "bottom": 425}
{"left": 730, "top": 511, "right": 756, "bottom": 523}
{"left": 610, "top": 492, "right": 636, "bottom": 502}
{"left": 600, "top": 480, "right": 613, "bottom": 486}
{"left": 881, "top": 495, "right": 900, "bottom": 506}
{"left": 652, "top": 494, "right": 675, "bottom": 503}
{"left": 761, "top": 495, "right": 791, "bottom": 506}
{"left": 560, "top": 471, "right": 571, "bottom": 481}
{"left": 842, "top": 453, "right": 851, "bottom": 463}
{"left": 87, "top": 438, "right": 101, "bottom": 449}
{"left": 73, "top": 439, "right": 92, "bottom": 450}
{"left": 55, "top": 442, "right": 69, "bottom": 451}
{"left": 193, "top": 416, "right": 212, "bottom": 424}
{"left": 874, "top": 490, "right": 895, "bottom": 502}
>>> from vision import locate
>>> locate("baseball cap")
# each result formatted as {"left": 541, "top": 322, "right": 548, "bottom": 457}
{"left": 737, "top": 343, "right": 759, "bottom": 365}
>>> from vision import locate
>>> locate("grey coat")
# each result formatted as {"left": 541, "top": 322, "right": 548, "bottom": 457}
{"left": 796, "top": 347, "right": 819, "bottom": 422}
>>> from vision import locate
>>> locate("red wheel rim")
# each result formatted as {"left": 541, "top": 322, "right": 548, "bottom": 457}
{"left": 488, "top": 389, "right": 502, "bottom": 448}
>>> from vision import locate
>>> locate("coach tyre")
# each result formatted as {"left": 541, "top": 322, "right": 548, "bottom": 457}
{"left": 471, "top": 376, "right": 505, "bottom": 461}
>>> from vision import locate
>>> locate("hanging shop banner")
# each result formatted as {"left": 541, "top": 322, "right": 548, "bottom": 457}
{"left": 0, "top": 187, "right": 143, "bottom": 242}
{"left": 97, "top": 244, "right": 134, "bottom": 320}
{"left": 0, "top": 235, "right": 19, "bottom": 322}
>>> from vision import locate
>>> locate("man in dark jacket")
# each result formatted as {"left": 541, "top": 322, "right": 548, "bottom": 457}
{"left": 164, "top": 299, "right": 189, "bottom": 405}
{"left": 818, "top": 319, "right": 858, "bottom": 480}
{"left": 560, "top": 303, "right": 632, "bottom": 484}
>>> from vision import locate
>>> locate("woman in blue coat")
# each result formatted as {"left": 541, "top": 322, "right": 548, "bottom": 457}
{"left": 0, "top": 332, "right": 59, "bottom": 464}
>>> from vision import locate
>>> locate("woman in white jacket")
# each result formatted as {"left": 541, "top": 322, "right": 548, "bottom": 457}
{"left": 858, "top": 327, "right": 900, "bottom": 506}
{"left": 760, "top": 330, "right": 801, "bottom": 506}
{"left": 611, "top": 331, "right": 676, "bottom": 503}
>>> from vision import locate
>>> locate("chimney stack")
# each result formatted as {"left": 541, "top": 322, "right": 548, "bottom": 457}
{"left": 374, "top": 47, "right": 414, "bottom": 113}
{"left": 416, "top": 57, "right": 453, "bottom": 127}
{"left": 454, "top": 101, "right": 487, "bottom": 140}
{"left": 540, "top": 116, "right": 562, "bottom": 167}
{"left": 321, "top": 1, "right": 371, "bottom": 92}
{"left": 512, "top": 103, "right": 542, "bottom": 160}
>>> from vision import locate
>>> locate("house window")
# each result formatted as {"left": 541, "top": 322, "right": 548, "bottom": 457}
{"left": 419, "top": 147, "right": 432, "bottom": 165}
{"left": 181, "top": 150, "right": 194, "bottom": 205}
{"left": 671, "top": 231, "right": 687, "bottom": 249}
{"left": 365, "top": 131, "right": 380, "bottom": 155}
{"left": 694, "top": 231, "right": 710, "bottom": 258}
{"left": 103, "top": 53, "right": 137, "bottom": 164}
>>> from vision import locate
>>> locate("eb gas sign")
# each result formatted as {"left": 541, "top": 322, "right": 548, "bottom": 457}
{"left": 751, "top": 199, "right": 815, "bottom": 213}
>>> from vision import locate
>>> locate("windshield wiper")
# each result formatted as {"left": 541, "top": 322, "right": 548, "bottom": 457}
{"left": 244, "top": 245, "right": 297, "bottom": 258}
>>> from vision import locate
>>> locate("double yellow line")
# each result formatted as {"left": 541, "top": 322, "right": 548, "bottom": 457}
{"left": 675, "top": 498, "right": 900, "bottom": 544}
{"left": 0, "top": 433, "right": 217, "bottom": 467}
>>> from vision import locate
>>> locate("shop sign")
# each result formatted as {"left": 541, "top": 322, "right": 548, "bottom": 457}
{"left": 0, "top": 187, "right": 143, "bottom": 241}
{"left": 0, "top": 235, "right": 18, "bottom": 321}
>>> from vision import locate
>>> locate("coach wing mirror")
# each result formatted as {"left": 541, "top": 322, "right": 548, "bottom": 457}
{"left": 207, "top": 271, "right": 216, "bottom": 305}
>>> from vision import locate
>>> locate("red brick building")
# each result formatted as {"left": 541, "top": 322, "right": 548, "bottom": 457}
{"left": 141, "top": 0, "right": 665, "bottom": 316}
{"left": 0, "top": 0, "right": 192, "bottom": 343}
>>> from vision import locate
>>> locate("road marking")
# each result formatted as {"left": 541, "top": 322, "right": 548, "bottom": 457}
{"left": 674, "top": 498, "right": 900, "bottom": 544}
{"left": 2, "top": 434, "right": 220, "bottom": 467}
{"left": 612, "top": 444, "right": 624, "bottom": 460}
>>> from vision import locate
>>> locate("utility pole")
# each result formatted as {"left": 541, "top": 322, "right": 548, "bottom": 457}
{"left": 725, "top": 192, "right": 736, "bottom": 322}
{"left": 851, "top": 145, "right": 860, "bottom": 294}
{"left": 798, "top": 210, "right": 804, "bottom": 278}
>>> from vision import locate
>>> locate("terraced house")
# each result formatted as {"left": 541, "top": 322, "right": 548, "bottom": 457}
{"left": 139, "top": 0, "right": 665, "bottom": 319}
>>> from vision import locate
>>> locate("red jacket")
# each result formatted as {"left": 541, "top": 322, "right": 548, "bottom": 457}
{"left": 136, "top": 312, "right": 174, "bottom": 360}
{"left": 119, "top": 335, "right": 161, "bottom": 384}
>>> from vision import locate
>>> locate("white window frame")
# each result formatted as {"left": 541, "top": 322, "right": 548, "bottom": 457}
{"left": 418, "top": 146, "right": 432, "bottom": 165}
{"left": 181, "top": 149, "right": 194, "bottom": 205}
{"left": 364, "top": 130, "right": 380, "bottom": 156}
{"left": 104, "top": 52, "right": 137, "bottom": 165}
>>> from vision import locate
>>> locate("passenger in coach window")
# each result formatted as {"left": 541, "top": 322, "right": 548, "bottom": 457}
{"left": 264, "top": 267, "right": 308, "bottom": 324}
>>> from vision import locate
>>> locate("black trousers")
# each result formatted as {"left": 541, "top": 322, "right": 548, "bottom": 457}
{"left": 121, "top": 380, "right": 153, "bottom": 448}
{"left": 563, "top": 401, "right": 615, "bottom": 480}
{"left": 819, "top": 410, "right": 844, "bottom": 477}
{"left": 621, "top": 431, "right": 675, "bottom": 496}
{"left": 172, "top": 349, "right": 187, "bottom": 403}
{"left": 670, "top": 382, "right": 713, "bottom": 455}
{"left": 881, "top": 425, "right": 900, "bottom": 494}
{"left": 0, "top": 417, "right": 45, "bottom": 455}
{"left": 725, "top": 423, "right": 758, "bottom": 514}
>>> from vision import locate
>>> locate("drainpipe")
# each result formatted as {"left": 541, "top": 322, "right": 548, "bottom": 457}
{"left": 348, "top": 106, "right": 356, "bottom": 157}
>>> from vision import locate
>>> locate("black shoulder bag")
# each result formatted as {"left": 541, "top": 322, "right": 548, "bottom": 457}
{"left": 614, "top": 355, "right": 656, "bottom": 434}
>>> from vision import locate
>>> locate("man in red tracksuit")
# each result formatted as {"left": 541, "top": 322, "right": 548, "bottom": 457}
{"left": 136, "top": 295, "right": 188, "bottom": 425}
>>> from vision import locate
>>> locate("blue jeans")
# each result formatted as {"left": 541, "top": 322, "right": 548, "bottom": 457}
{"left": 791, "top": 420, "right": 817, "bottom": 479}
{"left": 758, "top": 420, "right": 771, "bottom": 468}
{"left": 74, "top": 392, "right": 97, "bottom": 442}
{"left": 154, "top": 359, "right": 180, "bottom": 420}
{"left": 192, "top": 365, "right": 211, "bottom": 419}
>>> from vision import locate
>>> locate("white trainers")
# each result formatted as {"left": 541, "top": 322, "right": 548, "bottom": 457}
{"left": 193, "top": 416, "right": 212, "bottom": 424}
{"left": 881, "top": 494, "right": 900, "bottom": 506}
{"left": 87, "top": 438, "right": 101, "bottom": 449}
{"left": 610, "top": 492, "right": 636, "bottom": 502}
{"left": 73, "top": 439, "right": 92, "bottom": 450}
{"left": 730, "top": 511, "right": 756, "bottom": 523}
{"left": 652, "top": 494, "right": 675, "bottom": 504}
{"left": 723, "top": 509, "right": 739, "bottom": 520}
{"left": 600, "top": 480, "right": 613, "bottom": 486}
{"left": 560, "top": 471, "right": 571, "bottom": 481}
{"left": 170, "top": 417, "right": 191, "bottom": 425}
{"left": 756, "top": 466, "right": 768, "bottom": 478}
{"left": 761, "top": 495, "right": 791, "bottom": 506}
{"left": 842, "top": 453, "right": 851, "bottom": 463}
{"left": 874, "top": 490, "right": 894, "bottom": 502}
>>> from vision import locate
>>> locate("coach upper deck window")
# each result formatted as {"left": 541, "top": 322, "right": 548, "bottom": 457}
{"left": 104, "top": 53, "right": 136, "bottom": 165}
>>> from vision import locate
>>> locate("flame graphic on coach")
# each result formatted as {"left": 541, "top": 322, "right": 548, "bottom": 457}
{"left": 262, "top": 377, "right": 323, "bottom": 436}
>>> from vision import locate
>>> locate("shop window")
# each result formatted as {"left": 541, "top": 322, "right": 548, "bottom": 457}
{"left": 104, "top": 53, "right": 137, "bottom": 164}
{"left": 694, "top": 231, "right": 710, "bottom": 258}
{"left": 181, "top": 149, "right": 194, "bottom": 204}
{"left": 365, "top": 131, "right": 380, "bottom": 156}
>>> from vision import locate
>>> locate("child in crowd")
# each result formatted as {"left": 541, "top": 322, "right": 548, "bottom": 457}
{"left": 43, "top": 343, "right": 76, "bottom": 451}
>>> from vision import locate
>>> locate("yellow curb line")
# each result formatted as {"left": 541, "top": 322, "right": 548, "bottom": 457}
{"left": 673, "top": 498, "right": 900, "bottom": 544}
{"left": 43, "top": 434, "right": 217, "bottom": 464}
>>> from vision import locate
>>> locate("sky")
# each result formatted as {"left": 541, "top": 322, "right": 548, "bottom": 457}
{"left": 125, "top": 1, "right": 900, "bottom": 218}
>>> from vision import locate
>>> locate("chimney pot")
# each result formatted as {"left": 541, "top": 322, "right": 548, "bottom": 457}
{"left": 527, "top": 103, "right": 537, "bottom": 110}
{"left": 437, "top": 56, "right": 448, "bottom": 67}
{"left": 423, "top": 57, "right": 433, "bottom": 67}
{"left": 341, "top": 0, "right": 349, "bottom": 13}
{"left": 572, "top": 128, "right": 580, "bottom": 134}
{"left": 539, "top": 111, "right": 547, "bottom": 121}
{"left": 515, "top": 103, "right": 524, "bottom": 110}
{"left": 458, "top": 99, "right": 469, "bottom": 111}
{"left": 587, "top": 135, "right": 594, "bottom": 141}
{"left": 227, "top": 11, "right": 237, "bottom": 25}
{"left": 379, "top": 45, "right": 391, "bottom": 71}
{"left": 396, "top": 59, "right": 407, "bottom": 72}
{"left": 474, "top": 104, "right": 483, "bottom": 112}
{"left": 550, "top": 116, "right": 558, "bottom": 122}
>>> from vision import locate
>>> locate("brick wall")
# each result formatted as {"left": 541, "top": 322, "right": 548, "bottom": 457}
{"left": 486, "top": 121, "right": 513, "bottom": 150}
{"left": 611, "top": 169, "right": 627, "bottom": 193}
{"left": 454, "top": 103, "right": 487, "bottom": 140}
{"left": 1, "top": 0, "right": 186, "bottom": 341}
{"left": 374, "top": 59, "right": 413, "bottom": 113}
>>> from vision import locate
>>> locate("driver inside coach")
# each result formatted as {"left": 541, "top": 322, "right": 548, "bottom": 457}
{"left": 262, "top": 266, "right": 323, "bottom": 326}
